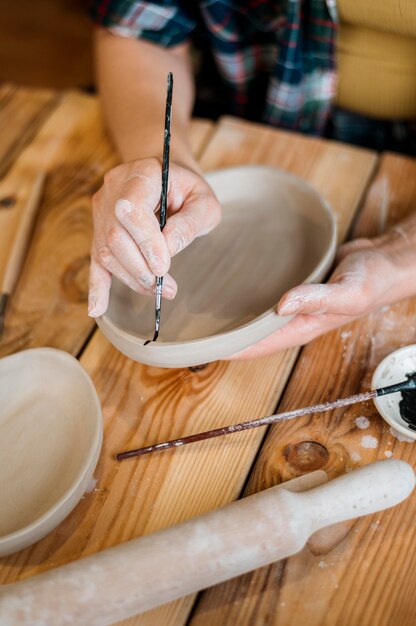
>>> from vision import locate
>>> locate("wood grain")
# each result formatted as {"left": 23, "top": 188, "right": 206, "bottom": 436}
{"left": 201, "top": 116, "right": 377, "bottom": 242}
{"left": 0, "top": 90, "right": 212, "bottom": 358}
{"left": 0, "top": 84, "right": 58, "bottom": 179}
{"left": 1, "top": 172, "right": 46, "bottom": 295}
{"left": 191, "top": 154, "right": 416, "bottom": 626}
{"left": 0, "top": 91, "right": 117, "bottom": 357}
{"left": 0, "top": 115, "right": 377, "bottom": 626}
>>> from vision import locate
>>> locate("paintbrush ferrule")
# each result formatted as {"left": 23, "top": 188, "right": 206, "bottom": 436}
{"left": 376, "top": 378, "right": 416, "bottom": 396}
{"left": 156, "top": 279, "right": 163, "bottom": 303}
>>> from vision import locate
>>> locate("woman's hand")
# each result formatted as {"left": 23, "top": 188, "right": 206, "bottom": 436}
{"left": 88, "top": 157, "right": 221, "bottom": 317}
{"left": 230, "top": 229, "right": 416, "bottom": 360}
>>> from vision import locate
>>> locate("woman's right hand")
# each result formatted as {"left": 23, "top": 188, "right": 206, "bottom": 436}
{"left": 88, "top": 157, "right": 221, "bottom": 317}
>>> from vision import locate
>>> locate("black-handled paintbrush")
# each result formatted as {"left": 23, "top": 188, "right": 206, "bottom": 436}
{"left": 144, "top": 72, "right": 173, "bottom": 346}
{"left": 115, "top": 376, "right": 416, "bottom": 460}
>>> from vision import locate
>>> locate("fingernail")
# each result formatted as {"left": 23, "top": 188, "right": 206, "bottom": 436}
{"left": 149, "top": 255, "right": 169, "bottom": 276}
{"left": 163, "top": 277, "right": 177, "bottom": 299}
{"left": 150, "top": 255, "right": 161, "bottom": 272}
{"left": 140, "top": 274, "right": 156, "bottom": 288}
{"left": 88, "top": 299, "right": 100, "bottom": 318}
{"left": 164, "top": 286, "right": 176, "bottom": 300}
{"left": 279, "top": 299, "right": 302, "bottom": 316}
{"left": 171, "top": 232, "right": 186, "bottom": 256}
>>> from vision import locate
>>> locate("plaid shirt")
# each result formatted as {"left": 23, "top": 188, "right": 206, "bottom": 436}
{"left": 90, "top": 0, "right": 338, "bottom": 135}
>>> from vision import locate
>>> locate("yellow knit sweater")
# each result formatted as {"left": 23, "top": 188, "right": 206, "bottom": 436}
{"left": 336, "top": 0, "right": 416, "bottom": 119}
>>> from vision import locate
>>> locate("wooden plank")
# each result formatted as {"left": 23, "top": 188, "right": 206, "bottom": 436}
{"left": 187, "top": 119, "right": 215, "bottom": 156}
{"left": 201, "top": 116, "right": 377, "bottom": 241}
{"left": 0, "top": 117, "right": 377, "bottom": 626}
{"left": 191, "top": 153, "right": 416, "bottom": 626}
{"left": 0, "top": 89, "right": 212, "bottom": 357}
{"left": 0, "top": 91, "right": 118, "bottom": 357}
{"left": 0, "top": 84, "right": 58, "bottom": 179}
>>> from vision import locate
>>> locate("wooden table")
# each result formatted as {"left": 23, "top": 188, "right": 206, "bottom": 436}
{"left": 0, "top": 84, "right": 415, "bottom": 626}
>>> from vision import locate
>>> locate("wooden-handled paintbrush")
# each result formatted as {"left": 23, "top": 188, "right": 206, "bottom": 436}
{"left": 116, "top": 376, "right": 416, "bottom": 460}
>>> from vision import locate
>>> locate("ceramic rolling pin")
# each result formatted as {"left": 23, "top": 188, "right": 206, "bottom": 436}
{"left": 0, "top": 460, "right": 413, "bottom": 626}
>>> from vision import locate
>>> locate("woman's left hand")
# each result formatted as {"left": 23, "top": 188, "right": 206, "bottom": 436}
{"left": 229, "top": 230, "right": 414, "bottom": 360}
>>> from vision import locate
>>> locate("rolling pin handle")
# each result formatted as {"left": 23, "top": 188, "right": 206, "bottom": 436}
{"left": 300, "top": 459, "right": 415, "bottom": 531}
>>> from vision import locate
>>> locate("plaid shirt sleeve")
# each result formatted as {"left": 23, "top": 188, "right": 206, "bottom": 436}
{"left": 90, "top": 0, "right": 338, "bottom": 136}
{"left": 89, "top": 0, "right": 196, "bottom": 46}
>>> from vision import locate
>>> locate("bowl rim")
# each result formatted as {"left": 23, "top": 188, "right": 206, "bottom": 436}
{"left": 97, "top": 165, "right": 337, "bottom": 362}
{"left": 0, "top": 347, "right": 103, "bottom": 546}
{"left": 371, "top": 344, "right": 416, "bottom": 441}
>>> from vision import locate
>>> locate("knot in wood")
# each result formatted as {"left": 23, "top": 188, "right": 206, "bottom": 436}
{"left": 0, "top": 196, "right": 16, "bottom": 209}
{"left": 284, "top": 441, "right": 329, "bottom": 473}
{"left": 61, "top": 255, "right": 90, "bottom": 302}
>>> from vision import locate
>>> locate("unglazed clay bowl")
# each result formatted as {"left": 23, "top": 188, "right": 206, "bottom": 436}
{"left": 97, "top": 165, "right": 337, "bottom": 368}
{"left": 0, "top": 348, "right": 102, "bottom": 555}
{"left": 372, "top": 344, "right": 416, "bottom": 441}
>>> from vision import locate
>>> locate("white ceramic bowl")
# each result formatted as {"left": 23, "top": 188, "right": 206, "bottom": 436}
{"left": 372, "top": 344, "right": 416, "bottom": 441}
{"left": 97, "top": 165, "right": 337, "bottom": 368}
{"left": 0, "top": 348, "right": 102, "bottom": 556}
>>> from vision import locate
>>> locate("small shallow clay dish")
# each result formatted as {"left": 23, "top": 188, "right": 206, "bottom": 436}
{"left": 0, "top": 348, "right": 102, "bottom": 556}
{"left": 372, "top": 344, "right": 416, "bottom": 441}
{"left": 98, "top": 165, "right": 337, "bottom": 368}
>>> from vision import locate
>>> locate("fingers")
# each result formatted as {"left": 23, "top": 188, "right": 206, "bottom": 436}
{"left": 229, "top": 313, "right": 349, "bottom": 360}
{"left": 336, "top": 238, "right": 373, "bottom": 262}
{"left": 88, "top": 256, "right": 112, "bottom": 318}
{"left": 90, "top": 159, "right": 222, "bottom": 319}
{"left": 88, "top": 241, "right": 177, "bottom": 319}
{"left": 114, "top": 163, "right": 171, "bottom": 277}
{"left": 163, "top": 192, "right": 221, "bottom": 257}
{"left": 105, "top": 222, "right": 177, "bottom": 297}
{"left": 278, "top": 240, "right": 396, "bottom": 318}
{"left": 277, "top": 278, "right": 367, "bottom": 317}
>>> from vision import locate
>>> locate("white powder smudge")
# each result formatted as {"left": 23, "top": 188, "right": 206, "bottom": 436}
{"left": 341, "top": 330, "right": 352, "bottom": 341}
{"left": 384, "top": 450, "right": 393, "bottom": 458}
{"left": 389, "top": 427, "right": 414, "bottom": 443}
{"left": 351, "top": 451, "right": 362, "bottom": 462}
{"left": 318, "top": 560, "right": 328, "bottom": 569}
{"left": 85, "top": 477, "right": 97, "bottom": 493}
{"left": 361, "top": 435, "right": 379, "bottom": 449}
{"left": 371, "top": 522, "right": 380, "bottom": 531}
{"left": 355, "top": 416, "right": 370, "bottom": 430}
